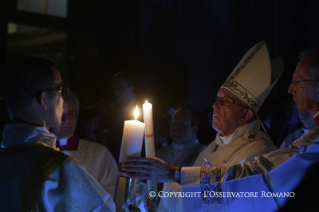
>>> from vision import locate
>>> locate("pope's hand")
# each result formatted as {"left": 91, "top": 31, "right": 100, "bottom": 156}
{"left": 121, "top": 156, "right": 179, "bottom": 183}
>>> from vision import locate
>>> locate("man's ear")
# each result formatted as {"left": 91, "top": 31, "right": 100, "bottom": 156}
{"left": 239, "top": 109, "right": 253, "bottom": 126}
{"left": 36, "top": 91, "right": 47, "bottom": 109}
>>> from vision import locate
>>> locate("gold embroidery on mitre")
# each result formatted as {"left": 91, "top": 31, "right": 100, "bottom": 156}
{"left": 223, "top": 79, "right": 261, "bottom": 111}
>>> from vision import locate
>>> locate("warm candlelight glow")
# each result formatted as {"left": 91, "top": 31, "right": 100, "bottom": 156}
{"left": 134, "top": 105, "right": 139, "bottom": 120}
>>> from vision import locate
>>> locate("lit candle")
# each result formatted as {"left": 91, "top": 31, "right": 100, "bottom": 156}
{"left": 115, "top": 106, "right": 145, "bottom": 210}
{"left": 118, "top": 106, "right": 145, "bottom": 176}
{"left": 143, "top": 101, "right": 158, "bottom": 210}
{"left": 143, "top": 101, "right": 155, "bottom": 157}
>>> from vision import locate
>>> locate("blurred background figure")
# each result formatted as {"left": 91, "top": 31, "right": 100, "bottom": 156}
{"left": 51, "top": 92, "right": 117, "bottom": 198}
{"left": 94, "top": 99, "right": 111, "bottom": 146}
{"left": 105, "top": 71, "right": 142, "bottom": 164}
{"left": 153, "top": 113, "right": 171, "bottom": 150}
{"left": 267, "top": 98, "right": 301, "bottom": 147}
{"left": 75, "top": 106, "right": 100, "bottom": 142}
{"left": 156, "top": 107, "right": 205, "bottom": 167}
{"left": 280, "top": 110, "right": 317, "bottom": 149}
{"left": 153, "top": 106, "right": 177, "bottom": 150}
{"left": 112, "top": 71, "right": 136, "bottom": 112}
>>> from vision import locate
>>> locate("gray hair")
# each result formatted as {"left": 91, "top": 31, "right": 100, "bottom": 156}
{"left": 65, "top": 92, "right": 79, "bottom": 112}
{"left": 299, "top": 48, "right": 319, "bottom": 82}
{"left": 234, "top": 96, "right": 256, "bottom": 123}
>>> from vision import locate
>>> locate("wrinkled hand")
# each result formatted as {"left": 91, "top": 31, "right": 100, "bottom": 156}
{"left": 121, "top": 156, "right": 179, "bottom": 183}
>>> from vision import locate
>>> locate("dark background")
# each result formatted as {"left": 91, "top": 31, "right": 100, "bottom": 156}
{"left": 1, "top": 0, "right": 319, "bottom": 117}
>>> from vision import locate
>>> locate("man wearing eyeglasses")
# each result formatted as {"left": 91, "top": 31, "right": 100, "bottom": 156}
{"left": 191, "top": 86, "right": 272, "bottom": 168}
{"left": 156, "top": 107, "right": 205, "bottom": 167}
{"left": 156, "top": 48, "right": 319, "bottom": 211}
{"left": 0, "top": 56, "right": 115, "bottom": 211}
{"left": 181, "top": 48, "right": 319, "bottom": 212}
{"left": 104, "top": 71, "right": 142, "bottom": 164}
{"left": 122, "top": 41, "right": 283, "bottom": 211}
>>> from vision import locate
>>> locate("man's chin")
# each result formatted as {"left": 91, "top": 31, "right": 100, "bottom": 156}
{"left": 295, "top": 104, "right": 305, "bottom": 112}
{"left": 212, "top": 123, "right": 220, "bottom": 131}
{"left": 61, "top": 130, "right": 72, "bottom": 135}
{"left": 57, "top": 133, "right": 73, "bottom": 139}
{"left": 171, "top": 136, "right": 180, "bottom": 141}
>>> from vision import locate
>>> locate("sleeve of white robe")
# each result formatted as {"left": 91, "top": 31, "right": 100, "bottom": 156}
{"left": 96, "top": 146, "right": 118, "bottom": 198}
{"left": 38, "top": 158, "right": 116, "bottom": 212}
{"left": 160, "top": 128, "right": 319, "bottom": 211}
{"left": 158, "top": 167, "right": 202, "bottom": 212}
{"left": 224, "top": 128, "right": 319, "bottom": 181}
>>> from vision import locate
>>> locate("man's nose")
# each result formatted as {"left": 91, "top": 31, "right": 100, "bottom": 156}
{"left": 288, "top": 83, "right": 294, "bottom": 94}
{"left": 212, "top": 100, "right": 220, "bottom": 109}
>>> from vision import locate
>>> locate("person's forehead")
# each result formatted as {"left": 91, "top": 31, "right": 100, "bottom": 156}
{"left": 217, "top": 87, "right": 241, "bottom": 102}
{"left": 63, "top": 98, "right": 76, "bottom": 111}
{"left": 293, "top": 57, "right": 312, "bottom": 78}
{"left": 173, "top": 109, "right": 192, "bottom": 120}
{"left": 113, "top": 77, "right": 132, "bottom": 85}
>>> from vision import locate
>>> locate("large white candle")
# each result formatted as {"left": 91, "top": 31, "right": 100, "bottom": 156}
{"left": 118, "top": 106, "right": 145, "bottom": 174}
{"left": 143, "top": 101, "right": 155, "bottom": 156}
{"left": 143, "top": 101, "right": 158, "bottom": 210}
{"left": 115, "top": 106, "right": 144, "bottom": 210}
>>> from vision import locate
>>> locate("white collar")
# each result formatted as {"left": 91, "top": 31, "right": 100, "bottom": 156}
{"left": 57, "top": 134, "right": 74, "bottom": 146}
{"left": 215, "top": 119, "right": 260, "bottom": 146}
{"left": 1, "top": 123, "right": 57, "bottom": 149}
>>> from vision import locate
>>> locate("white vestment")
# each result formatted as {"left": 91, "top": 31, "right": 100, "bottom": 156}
{"left": 158, "top": 120, "right": 277, "bottom": 211}
{"left": 59, "top": 135, "right": 118, "bottom": 198}
{"left": 193, "top": 120, "right": 276, "bottom": 168}
{"left": 0, "top": 123, "right": 116, "bottom": 212}
{"left": 172, "top": 126, "right": 319, "bottom": 212}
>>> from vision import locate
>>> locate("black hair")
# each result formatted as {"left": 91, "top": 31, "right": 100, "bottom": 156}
{"left": 175, "top": 107, "right": 200, "bottom": 127}
{"left": 112, "top": 71, "right": 135, "bottom": 85}
{"left": 0, "top": 56, "right": 57, "bottom": 117}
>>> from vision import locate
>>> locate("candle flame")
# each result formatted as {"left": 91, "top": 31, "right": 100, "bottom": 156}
{"left": 145, "top": 100, "right": 148, "bottom": 103}
{"left": 134, "top": 105, "right": 139, "bottom": 120}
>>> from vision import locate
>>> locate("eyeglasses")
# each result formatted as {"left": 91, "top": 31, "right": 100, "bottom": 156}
{"left": 290, "top": 79, "right": 318, "bottom": 88}
{"left": 111, "top": 85, "right": 133, "bottom": 92}
{"left": 63, "top": 111, "right": 78, "bottom": 119}
{"left": 41, "top": 86, "right": 70, "bottom": 98}
{"left": 170, "top": 120, "right": 190, "bottom": 127}
{"left": 212, "top": 95, "right": 250, "bottom": 108}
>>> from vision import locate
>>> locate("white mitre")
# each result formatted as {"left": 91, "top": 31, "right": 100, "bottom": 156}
{"left": 221, "top": 41, "right": 284, "bottom": 112}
